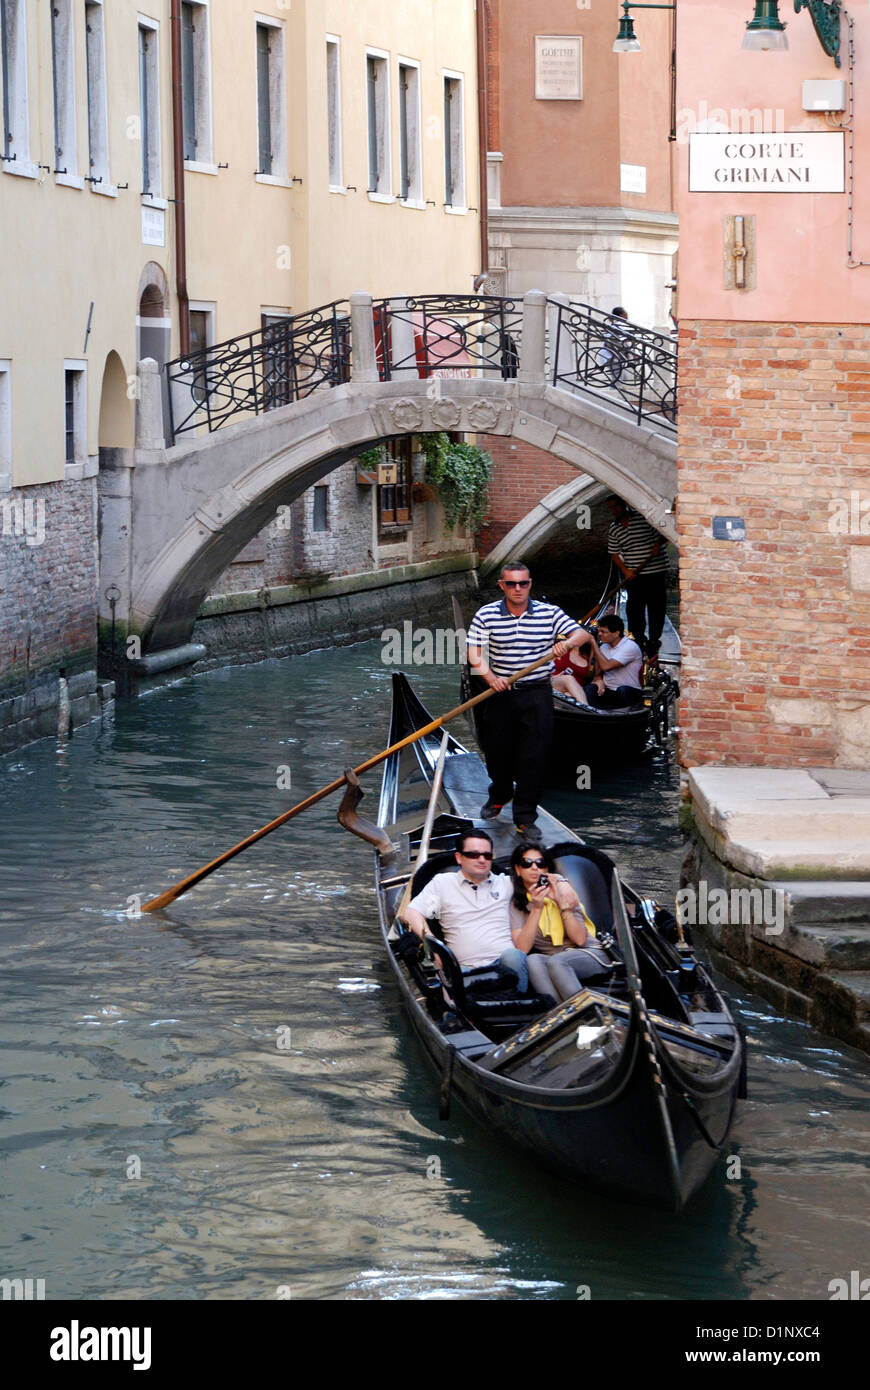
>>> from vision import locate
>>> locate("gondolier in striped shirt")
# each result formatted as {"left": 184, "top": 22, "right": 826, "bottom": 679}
{"left": 606, "top": 496, "right": 669, "bottom": 659}
{"left": 466, "top": 561, "right": 587, "bottom": 844}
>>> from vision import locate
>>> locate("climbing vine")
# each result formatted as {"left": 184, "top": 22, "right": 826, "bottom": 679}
{"left": 419, "top": 433, "right": 493, "bottom": 532}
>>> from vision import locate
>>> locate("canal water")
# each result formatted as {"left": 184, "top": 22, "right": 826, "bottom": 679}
{"left": 1, "top": 641, "right": 868, "bottom": 1301}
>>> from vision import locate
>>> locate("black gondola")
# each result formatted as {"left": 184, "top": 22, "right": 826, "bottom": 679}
{"left": 342, "top": 673, "right": 745, "bottom": 1212}
{"left": 453, "top": 593, "right": 680, "bottom": 765}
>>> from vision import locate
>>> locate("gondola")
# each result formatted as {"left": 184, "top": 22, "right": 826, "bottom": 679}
{"left": 453, "top": 593, "right": 680, "bottom": 765}
{"left": 339, "top": 673, "right": 745, "bottom": 1212}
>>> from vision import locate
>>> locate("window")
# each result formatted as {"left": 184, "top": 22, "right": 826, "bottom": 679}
{"left": 138, "top": 19, "right": 160, "bottom": 196}
{"left": 188, "top": 303, "right": 215, "bottom": 403}
{"left": 181, "top": 1, "right": 211, "bottom": 165}
{"left": 63, "top": 362, "right": 87, "bottom": 467}
{"left": 85, "top": 1, "right": 109, "bottom": 186}
{"left": 1, "top": 0, "right": 31, "bottom": 171}
{"left": 50, "top": 1, "right": 77, "bottom": 176}
{"left": 378, "top": 438, "right": 412, "bottom": 530}
{"left": 366, "top": 52, "right": 391, "bottom": 197}
{"left": 312, "top": 485, "right": 329, "bottom": 532}
{"left": 326, "top": 37, "right": 342, "bottom": 188}
{"left": 261, "top": 310, "right": 292, "bottom": 409}
{"left": 398, "top": 61, "right": 422, "bottom": 204}
{"left": 443, "top": 73, "right": 465, "bottom": 209}
{"left": 255, "top": 18, "right": 286, "bottom": 179}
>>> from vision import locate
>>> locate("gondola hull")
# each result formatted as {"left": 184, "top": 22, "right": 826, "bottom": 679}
{"left": 368, "top": 674, "right": 743, "bottom": 1212}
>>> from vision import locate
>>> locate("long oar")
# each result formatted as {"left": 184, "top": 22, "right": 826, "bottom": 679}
{"left": 141, "top": 647, "right": 558, "bottom": 912}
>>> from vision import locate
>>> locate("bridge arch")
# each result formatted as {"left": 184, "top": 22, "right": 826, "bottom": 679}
{"left": 126, "top": 375, "right": 676, "bottom": 653}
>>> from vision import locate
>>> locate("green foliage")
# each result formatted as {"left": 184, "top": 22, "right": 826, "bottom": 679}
{"left": 357, "top": 444, "right": 386, "bottom": 470}
{"left": 420, "top": 433, "right": 493, "bottom": 532}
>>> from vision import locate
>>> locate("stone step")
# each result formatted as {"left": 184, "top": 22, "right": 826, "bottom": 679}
{"left": 787, "top": 921, "right": 870, "bottom": 971}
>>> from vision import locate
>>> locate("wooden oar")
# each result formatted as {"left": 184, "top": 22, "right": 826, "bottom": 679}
{"left": 141, "top": 647, "right": 559, "bottom": 912}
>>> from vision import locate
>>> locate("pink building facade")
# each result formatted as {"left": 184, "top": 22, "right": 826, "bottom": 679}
{"left": 674, "top": 1, "right": 870, "bottom": 768}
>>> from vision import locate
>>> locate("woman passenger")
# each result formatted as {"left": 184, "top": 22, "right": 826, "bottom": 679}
{"left": 509, "top": 843, "right": 611, "bottom": 1002}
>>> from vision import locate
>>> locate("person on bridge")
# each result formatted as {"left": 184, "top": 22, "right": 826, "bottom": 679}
{"left": 606, "top": 495, "right": 669, "bottom": 659}
{"left": 466, "top": 561, "right": 586, "bottom": 844}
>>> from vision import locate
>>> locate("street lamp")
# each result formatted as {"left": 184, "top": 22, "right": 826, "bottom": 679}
{"left": 612, "top": 1, "right": 674, "bottom": 55}
{"left": 742, "top": 0, "right": 789, "bottom": 51}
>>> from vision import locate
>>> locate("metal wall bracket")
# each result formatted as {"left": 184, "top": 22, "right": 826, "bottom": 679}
{"left": 794, "top": 0, "right": 841, "bottom": 67}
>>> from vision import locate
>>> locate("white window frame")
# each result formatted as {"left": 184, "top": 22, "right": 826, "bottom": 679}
{"left": 442, "top": 69, "right": 466, "bottom": 213}
{"left": 63, "top": 359, "right": 87, "bottom": 473}
{"left": 254, "top": 13, "right": 288, "bottom": 185}
{"left": 398, "top": 57, "right": 423, "bottom": 208}
{"left": 365, "top": 48, "right": 392, "bottom": 202}
{"left": 51, "top": 0, "right": 80, "bottom": 186}
{"left": 0, "top": 361, "right": 11, "bottom": 489}
{"left": 138, "top": 14, "right": 162, "bottom": 201}
{"left": 1, "top": 0, "right": 36, "bottom": 179}
{"left": 181, "top": 0, "right": 215, "bottom": 173}
{"left": 84, "top": 0, "right": 116, "bottom": 195}
{"left": 326, "top": 34, "right": 343, "bottom": 192}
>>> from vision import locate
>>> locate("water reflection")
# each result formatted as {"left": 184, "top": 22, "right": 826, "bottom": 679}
{"left": 0, "top": 643, "right": 868, "bottom": 1300}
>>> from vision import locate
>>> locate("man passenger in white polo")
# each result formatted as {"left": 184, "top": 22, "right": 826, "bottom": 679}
{"left": 403, "top": 830, "right": 530, "bottom": 992}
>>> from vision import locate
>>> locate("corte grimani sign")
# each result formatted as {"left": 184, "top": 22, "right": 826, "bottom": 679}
{"left": 689, "top": 131, "right": 845, "bottom": 193}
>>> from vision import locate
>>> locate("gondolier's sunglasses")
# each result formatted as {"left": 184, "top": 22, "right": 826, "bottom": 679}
{"left": 520, "top": 858, "right": 546, "bottom": 869}
{"left": 459, "top": 850, "right": 494, "bottom": 860}
{"left": 502, "top": 579, "right": 531, "bottom": 587}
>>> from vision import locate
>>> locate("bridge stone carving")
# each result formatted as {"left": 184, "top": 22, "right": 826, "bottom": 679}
{"left": 98, "top": 292, "right": 677, "bottom": 663}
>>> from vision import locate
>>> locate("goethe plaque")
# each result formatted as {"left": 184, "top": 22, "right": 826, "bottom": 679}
{"left": 535, "top": 36, "right": 582, "bottom": 101}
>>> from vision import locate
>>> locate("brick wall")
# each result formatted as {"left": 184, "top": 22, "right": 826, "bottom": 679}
{"left": 677, "top": 320, "right": 870, "bottom": 769}
{"left": 476, "top": 434, "right": 581, "bottom": 553}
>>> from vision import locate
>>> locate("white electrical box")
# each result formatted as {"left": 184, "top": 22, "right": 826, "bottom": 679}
{"left": 802, "top": 79, "right": 846, "bottom": 112}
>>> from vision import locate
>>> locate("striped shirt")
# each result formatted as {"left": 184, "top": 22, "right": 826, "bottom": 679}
{"left": 608, "top": 511, "right": 668, "bottom": 576}
{"left": 466, "top": 598, "right": 580, "bottom": 684}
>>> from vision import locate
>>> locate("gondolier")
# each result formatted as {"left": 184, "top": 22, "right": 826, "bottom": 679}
{"left": 607, "top": 496, "right": 669, "bottom": 658}
{"left": 466, "top": 561, "right": 586, "bottom": 843}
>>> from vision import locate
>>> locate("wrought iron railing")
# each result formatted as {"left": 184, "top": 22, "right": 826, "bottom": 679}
{"left": 372, "top": 294, "right": 522, "bottom": 381}
{"left": 549, "top": 300, "right": 677, "bottom": 431}
{"left": 165, "top": 300, "right": 351, "bottom": 439}
{"left": 162, "top": 293, "right": 677, "bottom": 442}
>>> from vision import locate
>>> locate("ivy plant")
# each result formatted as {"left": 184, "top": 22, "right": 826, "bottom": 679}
{"left": 419, "top": 433, "right": 493, "bottom": 532}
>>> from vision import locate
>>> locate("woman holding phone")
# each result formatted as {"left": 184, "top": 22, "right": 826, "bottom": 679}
{"left": 509, "top": 843, "right": 611, "bottom": 1002}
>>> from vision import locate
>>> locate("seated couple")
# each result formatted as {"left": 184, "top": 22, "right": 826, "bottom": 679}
{"left": 403, "top": 830, "right": 610, "bottom": 1004}
{"left": 552, "top": 614, "right": 644, "bottom": 709}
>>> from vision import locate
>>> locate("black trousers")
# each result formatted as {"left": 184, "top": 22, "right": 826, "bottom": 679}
{"left": 480, "top": 681, "right": 553, "bottom": 824}
{"left": 626, "top": 573, "right": 668, "bottom": 650}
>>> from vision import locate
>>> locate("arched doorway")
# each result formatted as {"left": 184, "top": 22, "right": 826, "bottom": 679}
{"left": 98, "top": 350, "right": 133, "bottom": 450}
{"left": 136, "top": 263, "right": 171, "bottom": 435}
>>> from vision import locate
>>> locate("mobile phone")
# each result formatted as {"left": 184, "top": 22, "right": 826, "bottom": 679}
{"left": 537, "top": 874, "right": 549, "bottom": 888}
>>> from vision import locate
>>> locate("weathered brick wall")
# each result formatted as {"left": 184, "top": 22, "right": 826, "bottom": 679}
{"left": 0, "top": 476, "right": 100, "bottom": 748}
{"left": 476, "top": 434, "right": 581, "bottom": 553}
{"left": 678, "top": 320, "right": 870, "bottom": 769}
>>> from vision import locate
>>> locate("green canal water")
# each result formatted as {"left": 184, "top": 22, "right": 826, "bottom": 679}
{"left": 1, "top": 642, "right": 868, "bottom": 1300}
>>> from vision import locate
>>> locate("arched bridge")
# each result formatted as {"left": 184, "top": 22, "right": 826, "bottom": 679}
{"left": 99, "top": 292, "right": 678, "bottom": 662}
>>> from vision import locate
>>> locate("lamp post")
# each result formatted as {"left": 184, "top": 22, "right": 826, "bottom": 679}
{"left": 612, "top": 2, "right": 677, "bottom": 141}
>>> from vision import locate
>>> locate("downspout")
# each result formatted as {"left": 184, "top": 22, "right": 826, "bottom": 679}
{"left": 475, "top": 0, "right": 489, "bottom": 276}
{"left": 170, "top": 0, "right": 189, "bottom": 354}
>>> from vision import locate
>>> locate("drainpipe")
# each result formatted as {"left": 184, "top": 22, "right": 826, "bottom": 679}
{"left": 475, "top": 0, "right": 489, "bottom": 277}
{"left": 170, "top": 0, "right": 189, "bottom": 354}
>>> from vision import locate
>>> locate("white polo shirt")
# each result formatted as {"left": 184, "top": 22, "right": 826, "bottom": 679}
{"left": 408, "top": 870, "right": 514, "bottom": 969}
{"left": 600, "top": 636, "right": 643, "bottom": 690}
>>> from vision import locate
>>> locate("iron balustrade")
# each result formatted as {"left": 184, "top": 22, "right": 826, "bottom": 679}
{"left": 165, "top": 300, "right": 351, "bottom": 440}
{"left": 371, "top": 294, "right": 522, "bottom": 381}
{"left": 161, "top": 294, "right": 677, "bottom": 442}
{"left": 550, "top": 300, "right": 677, "bottom": 431}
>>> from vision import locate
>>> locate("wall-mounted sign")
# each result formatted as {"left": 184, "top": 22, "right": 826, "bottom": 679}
{"left": 620, "top": 163, "right": 647, "bottom": 195}
{"left": 378, "top": 461, "right": 398, "bottom": 486}
{"left": 712, "top": 516, "right": 746, "bottom": 541}
{"left": 689, "top": 131, "right": 845, "bottom": 193}
{"left": 534, "top": 36, "right": 582, "bottom": 101}
{"left": 141, "top": 206, "right": 165, "bottom": 246}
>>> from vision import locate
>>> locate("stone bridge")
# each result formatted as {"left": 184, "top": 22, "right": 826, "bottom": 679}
{"left": 98, "top": 292, "right": 677, "bottom": 664}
